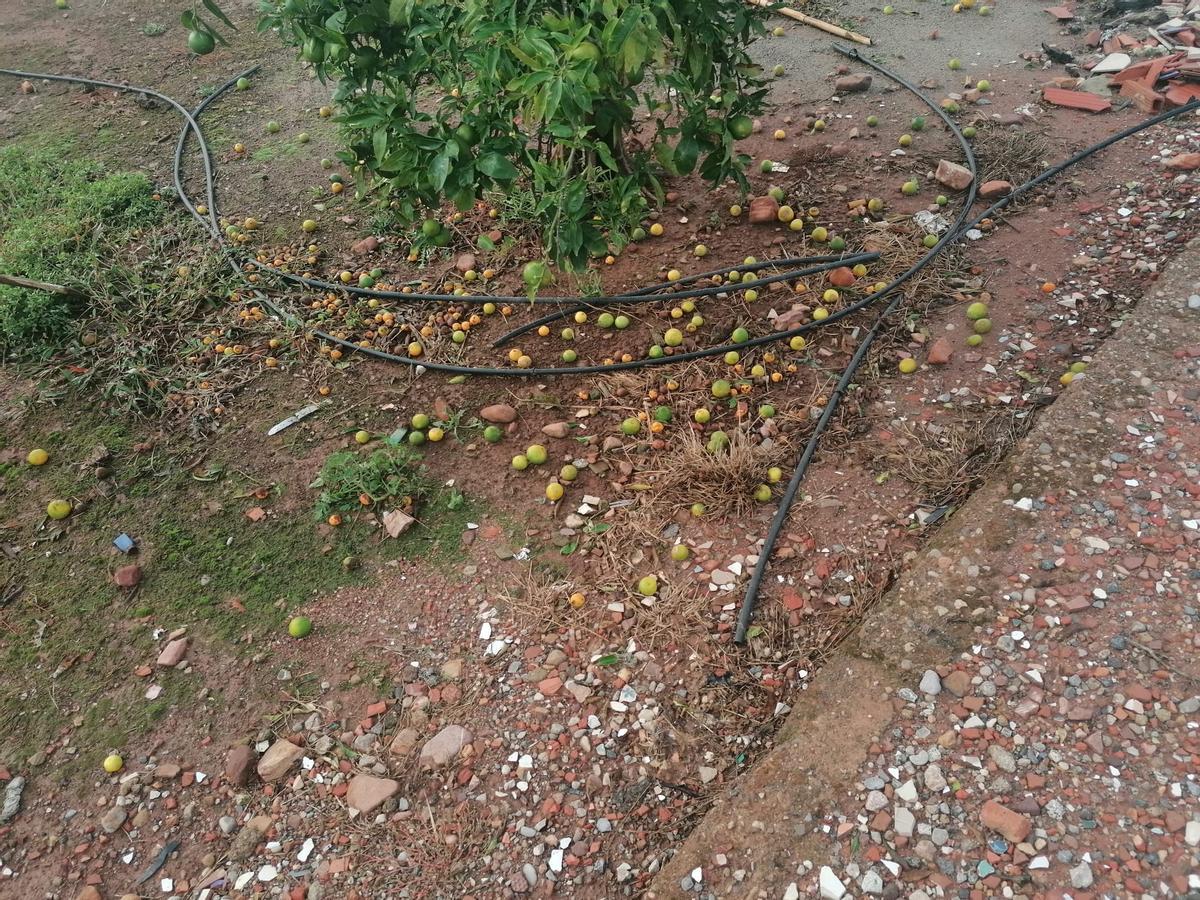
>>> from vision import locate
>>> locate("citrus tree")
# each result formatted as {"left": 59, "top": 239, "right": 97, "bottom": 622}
{"left": 256, "top": 0, "right": 769, "bottom": 268}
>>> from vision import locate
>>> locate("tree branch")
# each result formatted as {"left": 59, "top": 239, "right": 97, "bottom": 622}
{"left": 0, "top": 273, "right": 87, "bottom": 299}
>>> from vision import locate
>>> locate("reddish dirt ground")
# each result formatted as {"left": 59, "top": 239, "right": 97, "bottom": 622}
{"left": 0, "top": 0, "right": 1197, "bottom": 898}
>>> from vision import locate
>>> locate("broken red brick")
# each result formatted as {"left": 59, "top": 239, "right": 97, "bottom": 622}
{"left": 748, "top": 196, "right": 780, "bottom": 224}
{"left": 981, "top": 799, "right": 1033, "bottom": 842}
{"left": 1118, "top": 80, "right": 1164, "bottom": 114}
{"left": 1110, "top": 60, "right": 1158, "bottom": 84}
{"left": 979, "top": 180, "right": 1013, "bottom": 200}
{"left": 113, "top": 564, "right": 142, "bottom": 588}
{"left": 1165, "top": 84, "right": 1200, "bottom": 107}
{"left": 1165, "top": 152, "right": 1200, "bottom": 172}
{"left": 1138, "top": 56, "right": 1170, "bottom": 89}
{"left": 1042, "top": 87, "right": 1112, "bottom": 112}
{"left": 927, "top": 337, "right": 954, "bottom": 365}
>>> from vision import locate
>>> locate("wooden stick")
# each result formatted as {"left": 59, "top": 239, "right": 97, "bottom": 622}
{"left": 748, "top": 0, "right": 873, "bottom": 46}
{"left": 0, "top": 273, "right": 86, "bottom": 298}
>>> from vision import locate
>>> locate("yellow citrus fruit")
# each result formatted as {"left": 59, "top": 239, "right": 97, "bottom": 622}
{"left": 568, "top": 591, "right": 586, "bottom": 609}
{"left": 354, "top": 430, "right": 371, "bottom": 444}
{"left": 103, "top": 753, "right": 124, "bottom": 773}
{"left": 899, "top": 358, "right": 918, "bottom": 374}
{"left": 46, "top": 500, "right": 72, "bottom": 520}
{"left": 546, "top": 482, "right": 564, "bottom": 502}
{"left": 26, "top": 449, "right": 49, "bottom": 466}
{"left": 288, "top": 616, "right": 313, "bottom": 638}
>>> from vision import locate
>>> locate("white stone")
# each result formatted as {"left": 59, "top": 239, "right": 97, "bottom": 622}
{"left": 861, "top": 869, "right": 884, "bottom": 894}
{"left": 923, "top": 765, "right": 947, "bottom": 792}
{"left": 1092, "top": 52, "right": 1131, "bottom": 74}
{"left": 895, "top": 780, "right": 918, "bottom": 802}
{"left": 919, "top": 670, "right": 941, "bottom": 695}
{"left": 1070, "top": 862, "right": 1093, "bottom": 889}
{"left": 894, "top": 806, "right": 916, "bottom": 837}
{"left": 1185, "top": 819, "right": 1200, "bottom": 847}
{"left": 818, "top": 866, "right": 846, "bottom": 900}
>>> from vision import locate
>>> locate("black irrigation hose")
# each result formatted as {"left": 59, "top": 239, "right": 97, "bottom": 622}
{"left": 733, "top": 48, "right": 1200, "bottom": 643}
{"left": 7, "top": 55, "right": 1190, "bottom": 649}
{"left": 957, "top": 97, "right": 1200, "bottom": 236}
{"left": 244, "top": 252, "right": 860, "bottom": 306}
{"left": 733, "top": 44, "right": 982, "bottom": 643}
{"left": 168, "top": 69, "right": 905, "bottom": 376}
{"left": 490, "top": 251, "right": 882, "bottom": 349}
{"left": 175, "top": 65, "right": 261, "bottom": 237}
{"left": 0, "top": 67, "right": 222, "bottom": 236}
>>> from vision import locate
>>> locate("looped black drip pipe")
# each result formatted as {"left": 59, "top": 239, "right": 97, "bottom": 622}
{"left": 732, "top": 49, "right": 1197, "bottom": 643}
{"left": 733, "top": 44, "right": 980, "bottom": 642}
{"left": 1, "top": 57, "right": 1195, "bottom": 648}
{"left": 168, "top": 70, "right": 903, "bottom": 376}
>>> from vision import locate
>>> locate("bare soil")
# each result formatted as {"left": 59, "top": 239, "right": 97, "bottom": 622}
{"left": 0, "top": 0, "right": 1196, "bottom": 897}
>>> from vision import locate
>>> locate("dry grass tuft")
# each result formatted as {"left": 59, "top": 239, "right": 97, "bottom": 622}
{"left": 972, "top": 123, "right": 1051, "bottom": 185}
{"left": 744, "top": 550, "right": 900, "bottom": 669}
{"left": 636, "top": 425, "right": 787, "bottom": 520}
{"left": 884, "top": 407, "right": 1034, "bottom": 506}
{"left": 496, "top": 561, "right": 576, "bottom": 630}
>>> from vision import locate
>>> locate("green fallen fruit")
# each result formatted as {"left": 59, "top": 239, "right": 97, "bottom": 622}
{"left": 288, "top": 616, "right": 313, "bottom": 639}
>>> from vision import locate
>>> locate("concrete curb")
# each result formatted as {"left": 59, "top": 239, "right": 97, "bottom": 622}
{"left": 649, "top": 239, "right": 1200, "bottom": 897}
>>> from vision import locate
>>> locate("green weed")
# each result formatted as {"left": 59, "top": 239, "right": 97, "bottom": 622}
{"left": 0, "top": 145, "right": 161, "bottom": 352}
{"left": 311, "top": 443, "right": 433, "bottom": 520}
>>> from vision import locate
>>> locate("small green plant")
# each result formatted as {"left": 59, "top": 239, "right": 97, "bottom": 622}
{"left": 261, "top": 0, "right": 770, "bottom": 269}
{"left": 311, "top": 444, "right": 434, "bottom": 520}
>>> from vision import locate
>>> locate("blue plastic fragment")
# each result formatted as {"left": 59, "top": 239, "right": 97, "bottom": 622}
{"left": 988, "top": 838, "right": 1009, "bottom": 855}
{"left": 977, "top": 860, "right": 995, "bottom": 878}
{"left": 113, "top": 533, "right": 135, "bottom": 553}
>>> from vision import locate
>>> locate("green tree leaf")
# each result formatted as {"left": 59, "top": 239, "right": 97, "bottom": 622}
{"left": 477, "top": 153, "right": 518, "bottom": 181}
{"left": 201, "top": 0, "right": 236, "bottom": 30}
